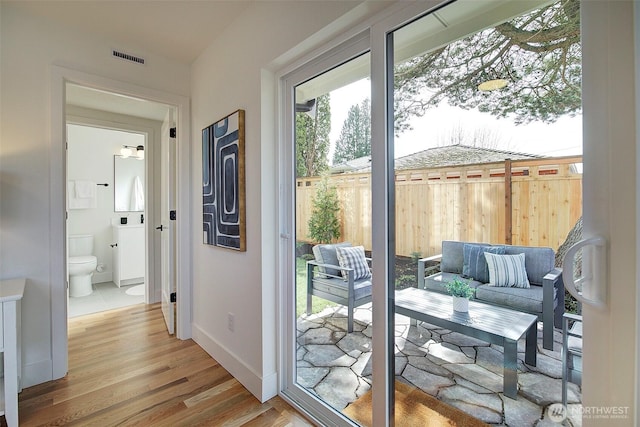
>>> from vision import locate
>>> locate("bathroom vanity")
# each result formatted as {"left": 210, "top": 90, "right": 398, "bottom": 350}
{"left": 112, "top": 224, "right": 145, "bottom": 287}
{"left": 0, "top": 278, "right": 25, "bottom": 427}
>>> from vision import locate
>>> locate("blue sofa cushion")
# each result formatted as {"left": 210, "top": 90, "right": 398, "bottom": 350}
{"left": 462, "top": 243, "right": 505, "bottom": 283}
{"left": 503, "top": 245, "right": 554, "bottom": 285}
{"left": 440, "top": 241, "right": 466, "bottom": 274}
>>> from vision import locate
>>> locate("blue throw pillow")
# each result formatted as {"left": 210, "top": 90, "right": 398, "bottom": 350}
{"left": 462, "top": 244, "right": 505, "bottom": 283}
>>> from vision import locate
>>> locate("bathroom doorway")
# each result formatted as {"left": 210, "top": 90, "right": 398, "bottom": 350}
{"left": 64, "top": 82, "right": 173, "bottom": 318}
{"left": 66, "top": 123, "right": 148, "bottom": 317}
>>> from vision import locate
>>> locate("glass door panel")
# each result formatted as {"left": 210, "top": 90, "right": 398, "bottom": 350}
{"left": 292, "top": 52, "right": 372, "bottom": 424}
{"left": 389, "top": 1, "right": 582, "bottom": 424}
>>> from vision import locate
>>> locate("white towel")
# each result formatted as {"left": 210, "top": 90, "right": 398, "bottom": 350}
{"left": 75, "top": 180, "right": 96, "bottom": 198}
{"left": 68, "top": 181, "right": 97, "bottom": 209}
{"left": 130, "top": 176, "right": 145, "bottom": 211}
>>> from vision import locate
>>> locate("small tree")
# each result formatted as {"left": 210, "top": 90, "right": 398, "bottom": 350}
{"left": 308, "top": 175, "right": 341, "bottom": 244}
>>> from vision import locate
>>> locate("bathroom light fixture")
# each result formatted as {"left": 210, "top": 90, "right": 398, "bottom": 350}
{"left": 120, "top": 146, "right": 133, "bottom": 158}
{"left": 120, "top": 145, "right": 144, "bottom": 160}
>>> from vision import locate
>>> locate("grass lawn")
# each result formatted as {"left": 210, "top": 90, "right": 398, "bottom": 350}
{"left": 296, "top": 257, "right": 336, "bottom": 317}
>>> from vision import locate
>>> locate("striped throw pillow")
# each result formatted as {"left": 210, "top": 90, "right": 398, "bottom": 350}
{"left": 336, "top": 246, "right": 371, "bottom": 281}
{"left": 484, "top": 252, "right": 530, "bottom": 288}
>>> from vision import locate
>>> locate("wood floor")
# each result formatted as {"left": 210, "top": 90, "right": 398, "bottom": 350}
{"left": 15, "top": 303, "right": 312, "bottom": 427}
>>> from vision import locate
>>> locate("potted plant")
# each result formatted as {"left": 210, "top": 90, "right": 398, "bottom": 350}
{"left": 445, "top": 278, "right": 475, "bottom": 313}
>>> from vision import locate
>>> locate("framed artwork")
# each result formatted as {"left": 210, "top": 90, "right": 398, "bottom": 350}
{"left": 202, "top": 109, "right": 246, "bottom": 251}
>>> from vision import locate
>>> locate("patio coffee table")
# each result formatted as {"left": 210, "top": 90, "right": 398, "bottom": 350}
{"left": 395, "top": 287, "right": 537, "bottom": 399}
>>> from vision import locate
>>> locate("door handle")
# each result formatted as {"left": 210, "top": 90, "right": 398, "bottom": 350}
{"left": 562, "top": 235, "right": 607, "bottom": 309}
{"left": 156, "top": 225, "right": 164, "bottom": 231}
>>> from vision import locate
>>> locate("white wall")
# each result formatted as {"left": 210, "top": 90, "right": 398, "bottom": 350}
{"left": 0, "top": 4, "right": 189, "bottom": 387}
{"left": 189, "top": 0, "right": 389, "bottom": 401}
{"left": 67, "top": 124, "right": 145, "bottom": 284}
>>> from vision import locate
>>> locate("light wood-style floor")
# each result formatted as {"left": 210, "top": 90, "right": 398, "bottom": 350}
{"left": 15, "top": 303, "right": 312, "bottom": 426}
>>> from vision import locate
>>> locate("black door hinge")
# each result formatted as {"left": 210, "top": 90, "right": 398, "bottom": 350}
{"left": 170, "top": 210, "right": 176, "bottom": 221}
{"left": 170, "top": 292, "right": 176, "bottom": 303}
{"left": 170, "top": 127, "right": 176, "bottom": 138}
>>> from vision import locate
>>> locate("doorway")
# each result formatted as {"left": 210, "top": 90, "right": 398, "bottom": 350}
{"left": 50, "top": 66, "right": 192, "bottom": 380}
{"left": 65, "top": 122, "right": 148, "bottom": 317}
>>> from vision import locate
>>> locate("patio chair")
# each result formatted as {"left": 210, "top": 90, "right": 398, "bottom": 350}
{"left": 562, "top": 312, "right": 582, "bottom": 407}
{"left": 306, "top": 242, "right": 372, "bottom": 333}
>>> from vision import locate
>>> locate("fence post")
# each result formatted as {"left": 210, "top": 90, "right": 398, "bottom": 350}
{"left": 505, "top": 159, "right": 513, "bottom": 244}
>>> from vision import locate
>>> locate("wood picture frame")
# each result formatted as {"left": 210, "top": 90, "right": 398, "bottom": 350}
{"left": 202, "top": 109, "right": 246, "bottom": 251}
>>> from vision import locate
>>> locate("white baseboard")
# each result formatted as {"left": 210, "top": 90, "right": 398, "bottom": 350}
{"left": 191, "top": 323, "right": 277, "bottom": 402}
{"left": 22, "top": 359, "right": 54, "bottom": 388}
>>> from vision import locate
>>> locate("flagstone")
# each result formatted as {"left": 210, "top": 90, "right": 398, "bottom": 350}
{"left": 402, "top": 364, "right": 455, "bottom": 395}
{"left": 296, "top": 303, "right": 581, "bottom": 427}
{"left": 395, "top": 337, "right": 429, "bottom": 356}
{"left": 315, "top": 367, "right": 360, "bottom": 410}
{"left": 297, "top": 366, "right": 330, "bottom": 389}
{"left": 476, "top": 346, "right": 526, "bottom": 375}
{"left": 439, "top": 385, "right": 504, "bottom": 424}
{"left": 298, "top": 327, "right": 346, "bottom": 345}
{"left": 518, "top": 373, "right": 580, "bottom": 406}
{"left": 337, "top": 332, "right": 372, "bottom": 357}
{"left": 443, "top": 362, "right": 504, "bottom": 393}
{"left": 407, "top": 355, "right": 452, "bottom": 377}
{"left": 304, "top": 344, "right": 357, "bottom": 367}
{"left": 426, "top": 341, "right": 475, "bottom": 364}
{"left": 502, "top": 392, "right": 545, "bottom": 427}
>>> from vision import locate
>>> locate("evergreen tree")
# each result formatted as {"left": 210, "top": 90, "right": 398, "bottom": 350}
{"left": 307, "top": 174, "right": 341, "bottom": 244}
{"left": 332, "top": 98, "right": 371, "bottom": 165}
{"left": 296, "top": 94, "right": 331, "bottom": 177}
{"left": 394, "top": 0, "right": 580, "bottom": 134}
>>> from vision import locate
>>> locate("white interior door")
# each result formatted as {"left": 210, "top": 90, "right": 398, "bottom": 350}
{"left": 160, "top": 109, "right": 176, "bottom": 335}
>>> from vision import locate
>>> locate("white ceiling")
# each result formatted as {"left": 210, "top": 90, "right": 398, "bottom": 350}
{"left": 4, "top": 0, "right": 254, "bottom": 64}
{"left": 5, "top": 1, "right": 255, "bottom": 120}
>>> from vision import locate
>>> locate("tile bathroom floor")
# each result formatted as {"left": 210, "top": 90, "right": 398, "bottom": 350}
{"left": 68, "top": 281, "right": 145, "bottom": 318}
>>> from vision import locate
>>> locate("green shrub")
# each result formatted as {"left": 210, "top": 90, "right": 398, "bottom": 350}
{"left": 308, "top": 174, "right": 341, "bottom": 244}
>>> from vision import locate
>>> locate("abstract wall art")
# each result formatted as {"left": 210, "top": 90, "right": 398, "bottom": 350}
{"left": 202, "top": 109, "right": 246, "bottom": 251}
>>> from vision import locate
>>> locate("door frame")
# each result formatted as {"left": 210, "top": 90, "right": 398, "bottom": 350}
{"left": 50, "top": 66, "right": 192, "bottom": 379}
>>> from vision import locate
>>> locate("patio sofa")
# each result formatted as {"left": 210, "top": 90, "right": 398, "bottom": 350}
{"left": 307, "top": 242, "right": 372, "bottom": 333}
{"left": 418, "top": 240, "right": 564, "bottom": 350}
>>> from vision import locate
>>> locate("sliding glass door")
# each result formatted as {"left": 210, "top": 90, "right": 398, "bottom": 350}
{"left": 282, "top": 1, "right": 636, "bottom": 425}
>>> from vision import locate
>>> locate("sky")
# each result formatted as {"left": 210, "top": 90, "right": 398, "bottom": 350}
{"left": 328, "top": 78, "right": 582, "bottom": 162}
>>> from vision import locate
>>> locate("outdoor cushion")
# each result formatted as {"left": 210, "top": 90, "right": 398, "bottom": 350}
{"left": 440, "top": 240, "right": 466, "bottom": 274}
{"left": 503, "top": 245, "right": 554, "bottom": 285}
{"left": 462, "top": 243, "right": 505, "bottom": 283}
{"left": 475, "top": 284, "right": 548, "bottom": 313}
{"left": 312, "top": 242, "right": 352, "bottom": 277}
{"left": 336, "top": 245, "right": 371, "bottom": 280}
{"left": 485, "top": 252, "right": 530, "bottom": 288}
{"left": 424, "top": 271, "right": 483, "bottom": 295}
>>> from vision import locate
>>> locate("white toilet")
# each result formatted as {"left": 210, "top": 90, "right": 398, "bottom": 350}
{"left": 68, "top": 234, "right": 98, "bottom": 297}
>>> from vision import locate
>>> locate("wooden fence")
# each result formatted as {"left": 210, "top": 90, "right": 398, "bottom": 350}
{"left": 297, "top": 156, "right": 583, "bottom": 258}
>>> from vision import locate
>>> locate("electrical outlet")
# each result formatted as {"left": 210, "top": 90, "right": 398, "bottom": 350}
{"left": 227, "top": 313, "right": 235, "bottom": 332}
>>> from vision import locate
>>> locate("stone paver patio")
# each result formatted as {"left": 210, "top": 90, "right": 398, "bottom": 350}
{"left": 297, "top": 303, "right": 582, "bottom": 426}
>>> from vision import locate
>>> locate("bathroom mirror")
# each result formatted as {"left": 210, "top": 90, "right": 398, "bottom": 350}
{"left": 114, "top": 155, "right": 145, "bottom": 212}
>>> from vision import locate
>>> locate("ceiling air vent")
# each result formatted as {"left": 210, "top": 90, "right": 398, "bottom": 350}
{"left": 112, "top": 50, "right": 145, "bottom": 65}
